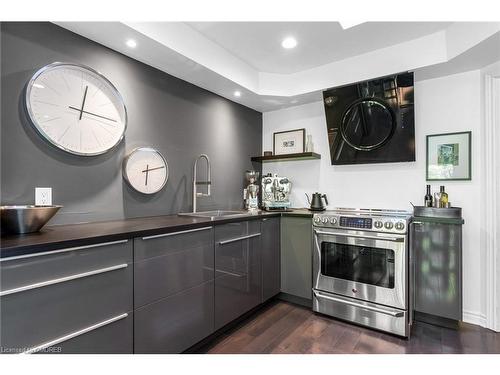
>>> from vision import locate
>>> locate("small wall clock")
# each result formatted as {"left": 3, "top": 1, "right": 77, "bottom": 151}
{"left": 122, "top": 147, "right": 169, "bottom": 194}
{"left": 25, "top": 62, "right": 127, "bottom": 156}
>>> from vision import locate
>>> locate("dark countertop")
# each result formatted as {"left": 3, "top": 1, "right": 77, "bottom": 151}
{"left": 0, "top": 209, "right": 313, "bottom": 258}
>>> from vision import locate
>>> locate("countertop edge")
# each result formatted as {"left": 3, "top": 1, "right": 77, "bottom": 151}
{"left": 0, "top": 210, "right": 312, "bottom": 258}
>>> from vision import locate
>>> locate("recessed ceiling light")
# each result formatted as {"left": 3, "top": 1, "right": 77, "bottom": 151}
{"left": 234, "top": 91, "right": 241, "bottom": 97}
{"left": 281, "top": 37, "right": 297, "bottom": 49}
{"left": 126, "top": 39, "right": 137, "bottom": 48}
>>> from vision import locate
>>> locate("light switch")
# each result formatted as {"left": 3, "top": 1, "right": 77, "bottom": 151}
{"left": 35, "top": 187, "right": 52, "bottom": 206}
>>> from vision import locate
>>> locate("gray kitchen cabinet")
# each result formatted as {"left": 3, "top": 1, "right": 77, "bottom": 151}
{"left": 214, "top": 220, "right": 262, "bottom": 330}
{"left": 261, "top": 217, "right": 281, "bottom": 301}
{"left": 280, "top": 216, "right": 313, "bottom": 302}
{"left": 411, "top": 216, "right": 464, "bottom": 326}
{"left": 134, "top": 226, "right": 214, "bottom": 307}
{"left": 134, "top": 281, "right": 214, "bottom": 353}
{"left": 0, "top": 240, "right": 133, "bottom": 353}
{"left": 133, "top": 226, "right": 215, "bottom": 353}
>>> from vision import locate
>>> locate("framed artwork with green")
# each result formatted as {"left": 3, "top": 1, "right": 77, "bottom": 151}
{"left": 426, "top": 131, "right": 471, "bottom": 181}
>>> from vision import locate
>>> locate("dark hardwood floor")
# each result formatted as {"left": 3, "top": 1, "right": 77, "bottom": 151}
{"left": 196, "top": 300, "right": 500, "bottom": 354}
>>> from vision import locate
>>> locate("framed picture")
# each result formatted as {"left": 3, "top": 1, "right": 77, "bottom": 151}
{"left": 273, "top": 128, "right": 305, "bottom": 155}
{"left": 426, "top": 131, "right": 471, "bottom": 181}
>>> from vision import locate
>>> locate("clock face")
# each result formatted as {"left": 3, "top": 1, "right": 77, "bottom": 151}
{"left": 25, "top": 62, "right": 127, "bottom": 156}
{"left": 123, "top": 147, "right": 168, "bottom": 194}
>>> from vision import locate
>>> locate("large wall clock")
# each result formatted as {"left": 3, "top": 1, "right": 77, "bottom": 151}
{"left": 25, "top": 62, "right": 127, "bottom": 156}
{"left": 122, "top": 147, "right": 169, "bottom": 194}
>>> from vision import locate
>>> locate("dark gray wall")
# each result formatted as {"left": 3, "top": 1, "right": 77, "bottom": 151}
{"left": 0, "top": 22, "right": 262, "bottom": 225}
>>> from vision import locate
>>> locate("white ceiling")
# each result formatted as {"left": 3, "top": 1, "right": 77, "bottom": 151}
{"left": 56, "top": 22, "right": 500, "bottom": 112}
{"left": 186, "top": 22, "right": 452, "bottom": 74}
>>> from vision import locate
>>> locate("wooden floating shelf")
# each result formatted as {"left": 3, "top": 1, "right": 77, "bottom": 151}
{"left": 251, "top": 152, "right": 321, "bottom": 163}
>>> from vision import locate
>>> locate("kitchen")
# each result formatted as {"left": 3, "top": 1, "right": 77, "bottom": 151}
{"left": 1, "top": 2, "right": 500, "bottom": 373}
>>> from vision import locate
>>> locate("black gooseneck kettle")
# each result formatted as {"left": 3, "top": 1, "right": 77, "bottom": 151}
{"left": 305, "top": 192, "right": 328, "bottom": 211}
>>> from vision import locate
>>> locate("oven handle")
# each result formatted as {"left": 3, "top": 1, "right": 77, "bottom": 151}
{"left": 313, "top": 229, "right": 404, "bottom": 242}
{"left": 313, "top": 290, "right": 404, "bottom": 317}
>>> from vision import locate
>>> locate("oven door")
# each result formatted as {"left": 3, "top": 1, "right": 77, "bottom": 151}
{"left": 313, "top": 228, "right": 407, "bottom": 310}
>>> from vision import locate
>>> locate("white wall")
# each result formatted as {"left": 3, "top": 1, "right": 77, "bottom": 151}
{"left": 262, "top": 70, "right": 484, "bottom": 325}
{"left": 480, "top": 60, "right": 500, "bottom": 331}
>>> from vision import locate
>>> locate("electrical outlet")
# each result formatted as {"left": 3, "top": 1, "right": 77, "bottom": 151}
{"left": 35, "top": 187, "right": 52, "bottom": 206}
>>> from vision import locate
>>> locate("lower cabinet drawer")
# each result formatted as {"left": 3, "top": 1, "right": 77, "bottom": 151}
{"left": 134, "top": 281, "right": 214, "bottom": 354}
{"left": 134, "top": 227, "right": 214, "bottom": 308}
{"left": 0, "top": 264, "right": 132, "bottom": 352}
{"left": 214, "top": 221, "right": 262, "bottom": 330}
{"left": 38, "top": 313, "right": 133, "bottom": 354}
{"left": 0, "top": 240, "right": 132, "bottom": 293}
{"left": 214, "top": 262, "right": 262, "bottom": 330}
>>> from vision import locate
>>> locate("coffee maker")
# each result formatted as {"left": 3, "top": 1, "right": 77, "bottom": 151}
{"left": 261, "top": 173, "right": 291, "bottom": 211}
{"left": 244, "top": 170, "right": 260, "bottom": 210}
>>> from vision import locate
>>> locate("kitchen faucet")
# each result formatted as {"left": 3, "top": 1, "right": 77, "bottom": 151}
{"left": 192, "top": 154, "right": 211, "bottom": 213}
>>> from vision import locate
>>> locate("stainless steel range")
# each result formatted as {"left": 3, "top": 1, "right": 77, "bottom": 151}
{"left": 312, "top": 208, "right": 413, "bottom": 337}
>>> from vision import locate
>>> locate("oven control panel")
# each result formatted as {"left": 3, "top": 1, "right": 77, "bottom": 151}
{"left": 313, "top": 214, "right": 408, "bottom": 233}
{"left": 339, "top": 216, "right": 372, "bottom": 229}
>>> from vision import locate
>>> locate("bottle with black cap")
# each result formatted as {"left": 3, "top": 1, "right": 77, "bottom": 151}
{"left": 424, "top": 185, "right": 433, "bottom": 207}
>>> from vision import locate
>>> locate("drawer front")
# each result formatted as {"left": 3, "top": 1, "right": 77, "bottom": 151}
{"left": 215, "top": 221, "right": 261, "bottom": 275}
{"left": 215, "top": 262, "right": 262, "bottom": 330}
{"left": 134, "top": 226, "right": 213, "bottom": 261}
{"left": 215, "top": 234, "right": 261, "bottom": 275}
{"left": 0, "top": 240, "right": 132, "bottom": 293}
{"left": 38, "top": 313, "right": 133, "bottom": 354}
{"left": 0, "top": 264, "right": 132, "bottom": 352}
{"left": 214, "top": 222, "right": 262, "bottom": 330}
{"left": 134, "top": 281, "right": 214, "bottom": 354}
{"left": 134, "top": 227, "right": 214, "bottom": 307}
{"left": 215, "top": 220, "right": 260, "bottom": 243}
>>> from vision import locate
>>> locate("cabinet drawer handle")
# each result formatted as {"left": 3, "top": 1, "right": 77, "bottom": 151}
{"left": 217, "top": 269, "right": 245, "bottom": 278}
{"left": 0, "top": 263, "right": 128, "bottom": 297}
{"left": 0, "top": 239, "right": 129, "bottom": 263}
{"left": 219, "top": 233, "right": 261, "bottom": 245}
{"left": 22, "top": 313, "right": 128, "bottom": 354}
{"left": 142, "top": 226, "right": 212, "bottom": 240}
{"left": 314, "top": 229, "right": 404, "bottom": 242}
{"left": 313, "top": 290, "right": 404, "bottom": 317}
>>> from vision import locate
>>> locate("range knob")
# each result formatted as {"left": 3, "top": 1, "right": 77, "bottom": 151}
{"left": 374, "top": 221, "right": 383, "bottom": 229}
{"left": 329, "top": 217, "right": 337, "bottom": 225}
{"left": 395, "top": 222, "right": 405, "bottom": 231}
{"left": 313, "top": 216, "right": 321, "bottom": 224}
{"left": 384, "top": 221, "right": 394, "bottom": 230}
{"left": 321, "top": 217, "right": 329, "bottom": 224}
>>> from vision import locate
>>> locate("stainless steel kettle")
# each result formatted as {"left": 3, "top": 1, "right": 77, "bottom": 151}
{"left": 305, "top": 192, "right": 328, "bottom": 211}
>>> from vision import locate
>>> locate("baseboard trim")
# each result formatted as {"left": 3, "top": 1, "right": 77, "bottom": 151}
{"left": 415, "top": 311, "right": 459, "bottom": 329}
{"left": 277, "top": 292, "right": 312, "bottom": 308}
{"left": 463, "top": 310, "right": 487, "bottom": 327}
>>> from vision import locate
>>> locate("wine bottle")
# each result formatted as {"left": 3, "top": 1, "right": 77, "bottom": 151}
{"left": 424, "top": 185, "right": 433, "bottom": 207}
{"left": 439, "top": 186, "right": 448, "bottom": 208}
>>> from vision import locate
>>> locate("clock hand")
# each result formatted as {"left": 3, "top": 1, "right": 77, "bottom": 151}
{"left": 145, "top": 164, "right": 149, "bottom": 186}
{"left": 141, "top": 165, "right": 165, "bottom": 173}
{"left": 68, "top": 106, "right": 118, "bottom": 122}
{"left": 79, "top": 86, "right": 88, "bottom": 120}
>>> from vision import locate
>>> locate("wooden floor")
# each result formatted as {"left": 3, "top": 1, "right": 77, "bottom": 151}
{"left": 197, "top": 300, "right": 500, "bottom": 354}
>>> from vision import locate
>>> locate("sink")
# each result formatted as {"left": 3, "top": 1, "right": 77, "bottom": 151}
{"left": 178, "top": 210, "right": 250, "bottom": 220}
